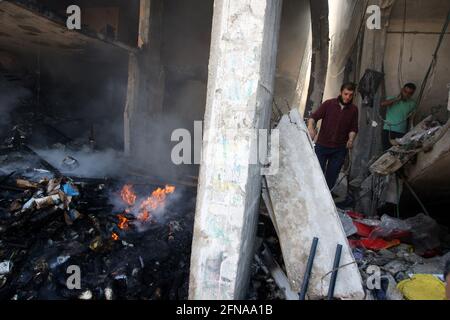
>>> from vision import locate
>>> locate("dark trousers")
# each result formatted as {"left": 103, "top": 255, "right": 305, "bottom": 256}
{"left": 382, "top": 130, "right": 404, "bottom": 151}
{"left": 315, "top": 144, "right": 347, "bottom": 190}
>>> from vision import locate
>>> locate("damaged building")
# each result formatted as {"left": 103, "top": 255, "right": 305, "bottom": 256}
{"left": 0, "top": 0, "right": 449, "bottom": 301}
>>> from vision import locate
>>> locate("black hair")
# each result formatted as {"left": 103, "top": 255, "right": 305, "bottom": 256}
{"left": 404, "top": 83, "right": 417, "bottom": 91}
{"left": 341, "top": 82, "right": 357, "bottom": 92}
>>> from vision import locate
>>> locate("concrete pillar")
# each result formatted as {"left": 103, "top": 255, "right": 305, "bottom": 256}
{"left": 351, "top": 0, "right": 396, "bottom": 188}
{"left": 189, "top": 0, "right": 282, "bottom": 300}
{"left": 304, "top": 0, "right": 329, "bottom": 117}
{"left": 124, "top": 0, "right": 165, "bottom": 158}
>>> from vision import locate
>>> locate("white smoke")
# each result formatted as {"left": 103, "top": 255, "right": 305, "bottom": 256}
{"left": 33, "top": 148, "right": 125, "bottom": 178}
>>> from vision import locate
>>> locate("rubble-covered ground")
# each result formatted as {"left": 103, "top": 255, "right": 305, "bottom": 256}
{"left": 249, "top": 204, "right": 450, "bottom": 300}
{"left": 1, "top": 101, "right": 449, "bottom": 300}
{"left": 0, "top": 147, "right": 197, "bottom": 300}
{"left": 346, "top": 211, "right": 450, "bottom": 300}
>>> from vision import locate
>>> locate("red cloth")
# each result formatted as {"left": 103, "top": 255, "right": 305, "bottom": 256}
{"left": 311, "top": 98, "right": 359, "bottom": 148}
{"left": 346, "top": 211, "right": 365, "bottom": 219}
{"left": 369, "top": 227, "right": 411, "bottom": 241}
{"left": 349, "top": 238, "right": 401, "bottom": 251}
{"left": 353, "top": 221, "right": 375, "bottom": 238}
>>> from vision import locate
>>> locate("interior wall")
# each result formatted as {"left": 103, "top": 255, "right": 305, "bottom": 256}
{"left": 127, "top": 0, "right": 214, "bottom": 179}
{"left": 0, "top": 46, "right": 129, "bottom": 149}
{"left": 273, "top": 0, "right": 311, "bottom": 116}
{"left": 36, "top": 52, "right": 129, "bottom": 149}
{"left": 323, "top": 0, "right": 368, "bottom": 102}
{"left": 384, "top": 0, "right": 450, "bottom": 122}
{"left": 162, "top": 0, "right": 212, "bottom": 138}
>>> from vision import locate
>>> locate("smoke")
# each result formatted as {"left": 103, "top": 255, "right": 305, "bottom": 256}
{"left": 33, "top": 148, "right": 125, "bottom": 178}
{"left": 0, "top": 76, "right": 31, "bottom": 131}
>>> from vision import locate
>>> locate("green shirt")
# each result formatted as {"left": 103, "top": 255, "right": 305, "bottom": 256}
{"left": 383, "top": 96, "right": 416, "bottom": 133}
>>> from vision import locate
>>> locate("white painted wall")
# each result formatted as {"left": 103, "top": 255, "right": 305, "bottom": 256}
{"left": 384, "top": 0, "right": 450, "bottom": 121}
{"left": 323, "top": 0, "right": 367, "bottom": 102}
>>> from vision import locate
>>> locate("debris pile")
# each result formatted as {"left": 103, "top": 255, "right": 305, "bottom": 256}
{"left": 370, "top": 116, "right": 446, "bottom": 176}
{"left": 338, "top": 210, "right": 450, "bottom": 300}
{"left": 0, "top": 147, "right": 195, "bottom": 300}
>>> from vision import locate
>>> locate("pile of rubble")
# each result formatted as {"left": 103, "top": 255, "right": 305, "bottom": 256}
{"left": 0, "top": 147, "right": 196, "bottom": 300}
{"left": 339, "top": 210, "right": 450, "bottom": 300}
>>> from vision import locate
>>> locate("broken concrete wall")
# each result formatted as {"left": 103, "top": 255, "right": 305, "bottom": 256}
{"left": 189, "top": 0, "right": 282, "bottom": 300}
{"left": 406, "top": 128, "right": 450, "bottom": 200}
{"left": 266, "top": 109, "right": 365, "bottom": 300}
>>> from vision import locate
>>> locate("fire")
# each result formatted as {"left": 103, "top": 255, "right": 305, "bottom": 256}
{"left": 121, "top": 184, "right": 137, "bottom": 206}
{"left": 138, "top": 210, "right": 150, "bottom": 222}
{"left": 138, "top": 185, "right": 176, "bottom": 222}
{"left": 117, "top": 184, "right": 175, "bottom": 226}
{"left": 117, "top": 214, "right": 130, "bottom": 230}
{"left": 111, "top": 232, "right": 119, "bottom": 241}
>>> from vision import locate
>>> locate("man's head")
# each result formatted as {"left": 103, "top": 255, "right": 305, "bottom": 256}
{"left": 339, "top": 82, "right": 357, "bottom": 105}
{"left": 401, "top": 83, "right": 416, "bottom": 100}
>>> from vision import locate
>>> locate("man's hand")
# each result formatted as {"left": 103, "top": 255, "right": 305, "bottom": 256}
{"left": 381, "top": 95, "right": 401, "bottom": 108}
{"left": 307, "top": 118, "right": 317, "bottom": 141}
{"left": 346, "top": 139, "right": 354, "bottom": 149}
{"left": 308, "top": 128, "right": 317, "bottom": 141}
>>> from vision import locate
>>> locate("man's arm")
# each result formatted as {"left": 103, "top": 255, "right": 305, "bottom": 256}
{"left": 307, "top": 118, "right": 317, "bottom": 141}
{"left": 381, "top": 95, "right": 401, "bottom": 108}
{"left": 347, "top": 108, "right": 359, "bottom": 149}
{"left": 347, "top": 131, "right": 357, "bottom": 149}
{"left": 308, "top": 101, "right": 328, "bottom": 141}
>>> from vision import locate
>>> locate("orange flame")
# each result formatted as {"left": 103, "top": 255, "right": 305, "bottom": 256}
{"left": 111, "top": 232, "right": 119, "bottom": 241}
{"left": 117, "top": 184, "right": 175, "bottom": 226}
{"left": 121, "top": 184, "right": 137, "bottom": 206}
{"left": 117, "top": 214, "right": 130, "bottom": 230}
{"left": 138, "top": 185, "right": 175, "bottom": 222}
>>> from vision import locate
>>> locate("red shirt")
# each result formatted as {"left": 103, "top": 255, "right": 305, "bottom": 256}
{"left": 311, "top": 98, "right": 359, "bottom": 148}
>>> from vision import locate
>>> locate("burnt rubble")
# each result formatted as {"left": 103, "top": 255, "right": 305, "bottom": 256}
{"left": 0, "top": 142, "right": 196, "bottom": 300}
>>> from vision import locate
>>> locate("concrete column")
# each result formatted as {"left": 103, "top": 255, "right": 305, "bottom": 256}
{"left": 304, "top": 0, "right": 329, "bottom": 117}
{"left": 351, "top": 0, "right": 396, "bottom": 188}
{"left": 189, "top": 0, "right": 282, "bottom": 300}
{"left": 124, "top": 0, "right": 165, "bottom": 159}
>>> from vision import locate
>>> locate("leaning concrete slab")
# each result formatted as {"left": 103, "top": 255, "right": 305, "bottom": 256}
{"left": 266, "top": 109, "right": 365, "bottom": 300}
{"left": 189, "top": 0, "right": 282, "bottom": 300}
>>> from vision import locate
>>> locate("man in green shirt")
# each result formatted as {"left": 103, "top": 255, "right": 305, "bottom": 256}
{"left": 381, "top": 83, "right": 417, "bottom": 150}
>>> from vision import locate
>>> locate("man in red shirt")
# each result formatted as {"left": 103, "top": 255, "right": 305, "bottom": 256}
{"left": 307, "top": 83, "right": 359, "bottom": 190}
